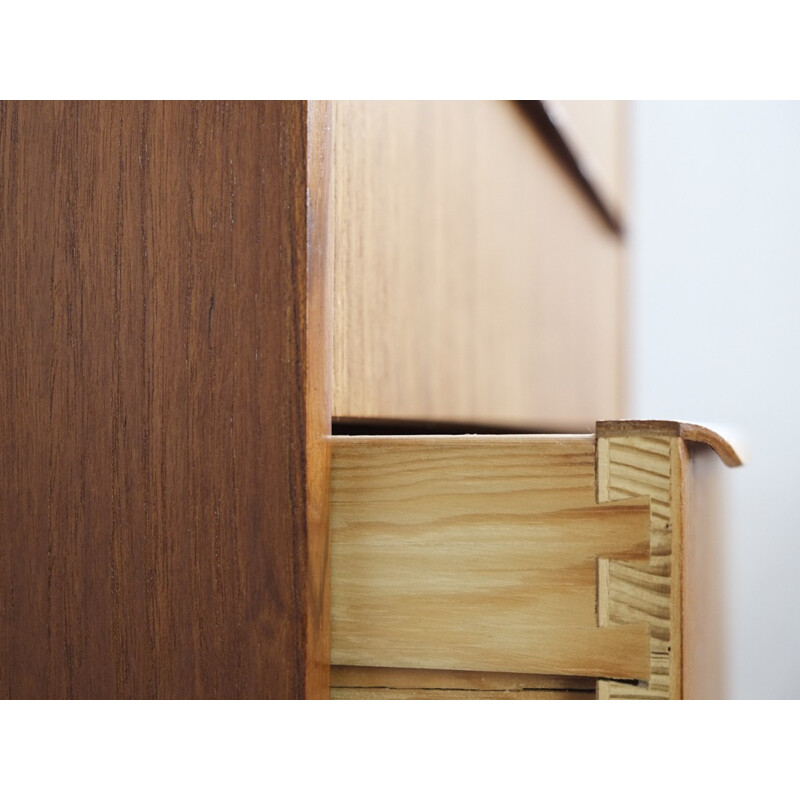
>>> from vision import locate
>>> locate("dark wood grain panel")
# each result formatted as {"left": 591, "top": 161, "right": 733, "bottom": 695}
{"left": 0, "top": 101, "right": 329, "bottom": 698}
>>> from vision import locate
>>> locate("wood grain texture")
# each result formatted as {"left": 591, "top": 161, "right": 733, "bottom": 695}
{"left": 516, "top": 101, "right": 621, "bottom": 234}
{"left": 304, "top": 101, "right": 334, "bottom": 698}
{"left": 596, "top": 422, "right": 741, "bottom": 699}
{"left": 331, "top": 665, "right": 595, "bottom": 691}
{"left": 331, "top": 664, "right": 595, "bottom": 699}
{"left": 548, "top": 101, "right": 626, "bottom": 223}
{"left": 330, "top": 435, "right": 651, "bottom": 679}
{"left": 597, "top": 420, "right": 743, "bottom": 468}
{"left": 596, "top": 434, "right": 685, "bottom": 699}
{"left": 0, "top": 101, "right": 330, "bottom": 698}
{"left": 331, "top": 101, "right": 625, "bottom": 430}
{"left": 331, "top": 687, "right": 590, "bottom": 699}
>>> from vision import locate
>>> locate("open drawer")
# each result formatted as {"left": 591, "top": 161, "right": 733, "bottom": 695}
{"left": 329, "top": 421, "right": 741, "bottom": 699}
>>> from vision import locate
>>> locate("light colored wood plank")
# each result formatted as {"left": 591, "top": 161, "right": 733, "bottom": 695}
{"left": 597, "top": 422, "right": 742, "bottom": 699}
{"left": 331, "top": 435, "right": 650, "bottom": 679}
{"left": 331, "top": 665, "right": 596, "bottom": 692}
{"left": 597, "top": 434, "right": 683, "bottom": 699}
{"left": 331, "top": 101, "right": 624, "bottom": 429}
{"left": 331, "top": 687, "right": 592, "bottom": 700}
{"left": 548, "top": 101, "right": 626, "bottom": 222}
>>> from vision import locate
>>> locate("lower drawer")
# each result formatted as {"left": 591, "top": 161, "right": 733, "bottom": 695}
{"left": 329, "top": 421, "right": 740, "bottom": 699}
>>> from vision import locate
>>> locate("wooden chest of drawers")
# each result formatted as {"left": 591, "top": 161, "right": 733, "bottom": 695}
{"left": 0, "top": 101, "right": 736, "bottom": 698}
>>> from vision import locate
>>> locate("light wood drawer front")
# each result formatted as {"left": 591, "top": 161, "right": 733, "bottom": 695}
{"left": 329, "top": 422, "right": 741, "bottom": 699}
{"left": 549, "top": 100, "right": 626, "bottom": 221}
{"left": 331, "top": 101, "right": 624, "bottom": 430}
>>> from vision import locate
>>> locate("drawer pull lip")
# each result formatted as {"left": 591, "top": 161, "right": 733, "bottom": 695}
{"left": 596, "top": 420, "right": 743, "bottom": 468}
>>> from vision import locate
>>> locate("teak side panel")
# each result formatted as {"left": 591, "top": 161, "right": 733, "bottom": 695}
{"left": 330, "top": 436, "right": 651, "bottom": 679}
{"left": 0, "top": 101, "right": 329, "bottom": 698}
{"left": 331, "top": 101, "right": 625, "bottom": 430}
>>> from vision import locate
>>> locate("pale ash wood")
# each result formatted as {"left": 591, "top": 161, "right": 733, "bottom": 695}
{"left": 330, "top": 423, "right": 740, "bottom": 700}
{"left": 330, "top": 436, "right": 651, "bottom": 680}
{"left": 331, "top": 687, "right": 590, "bottom": 700}
{"left": 331, "top": 665, "right": 595, "bottom": 692}
{"left": 331, "top": 101, "right": 625, "bottom": 430}
{"left": 331, "top": 664, "right": 593, "bottom": 704}
{"left": 596, "top": 436, "right": 684, "bottom": 699}
{"left": 596, "top": 423, "right": 741, "bottom": 699}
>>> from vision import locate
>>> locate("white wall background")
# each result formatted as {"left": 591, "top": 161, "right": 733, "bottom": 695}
{"left": 630, "top": 101, "right": 800, "bottom": 698}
